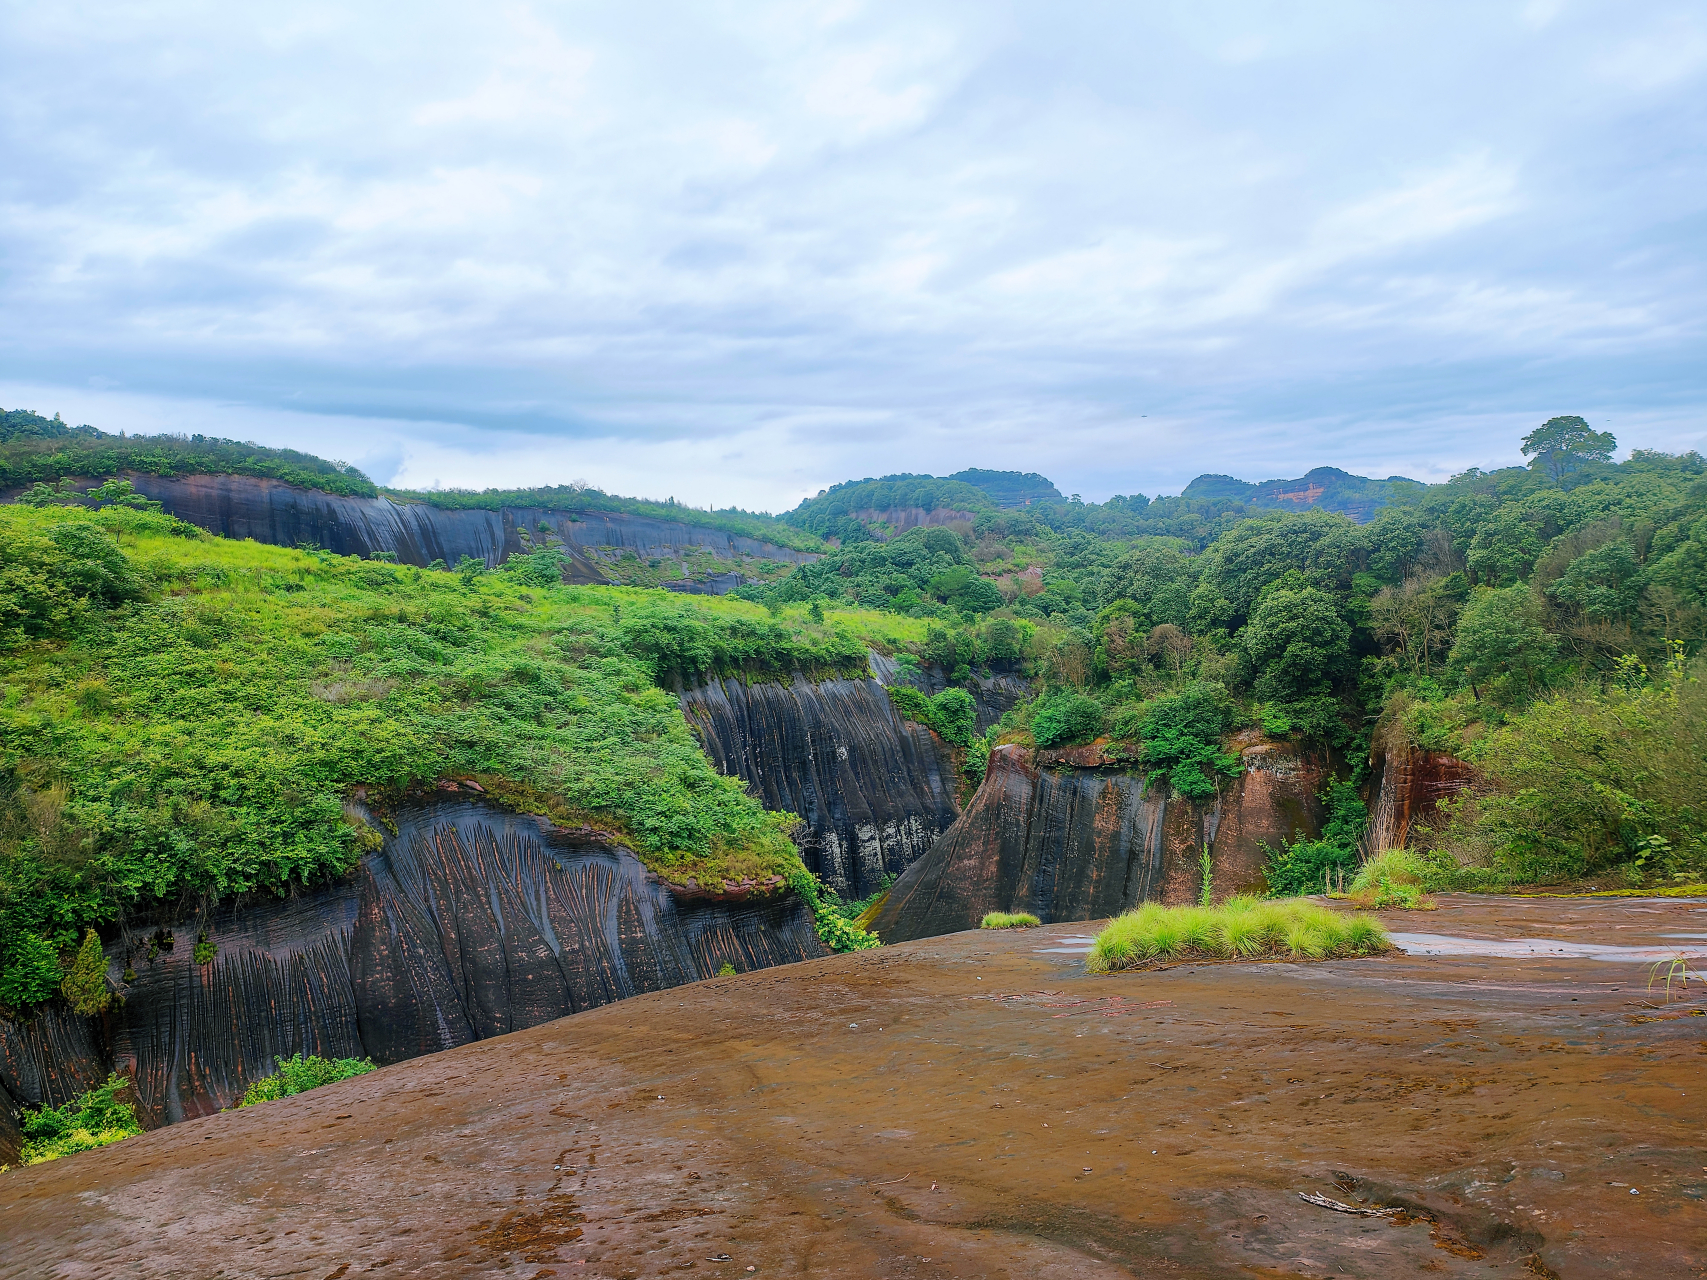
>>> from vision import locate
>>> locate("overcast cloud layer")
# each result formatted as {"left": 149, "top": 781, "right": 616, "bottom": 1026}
{"left": 2, "top": 1, "right": 1703, "bottom": 510}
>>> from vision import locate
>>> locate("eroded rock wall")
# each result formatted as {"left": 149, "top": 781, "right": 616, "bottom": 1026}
{"left": 680, "top": 670, "right": 961, "bottom": 901}
{"left": 0, "top": 800, "right": 823, "bottom": 1129}
{"left": 871, "top": 736, "right": 1332, "bottom": 942}
{"left": 38, "top": 473, "right": 818, "bottom": 577}
{"left": 1365, "top": 747, "right": 1478, "bottom": 852}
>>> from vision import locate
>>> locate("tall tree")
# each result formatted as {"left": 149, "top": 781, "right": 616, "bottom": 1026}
{"left": 1521, "top": 416, "right": 1616, "bottom": 482}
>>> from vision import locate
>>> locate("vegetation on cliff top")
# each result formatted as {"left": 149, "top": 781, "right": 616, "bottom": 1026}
{"left": 0, "top": 504, "right": 907, "bottom": 1009}
{"left": 0, "top": 408, "right": 378, "bottom": 498}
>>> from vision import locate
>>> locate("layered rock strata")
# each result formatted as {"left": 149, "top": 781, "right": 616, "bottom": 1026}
{"left": 871, "top": 735, "right": 1332, "bottom": 941}
{"left": 0, "top": 800, "right": 822, "bottom": 1132}
{"left": 30, "top": 472, "right": 817, "bottom": 580}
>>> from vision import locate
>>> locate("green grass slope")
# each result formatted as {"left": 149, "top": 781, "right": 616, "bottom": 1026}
{"left": 0, "top": 506, "right": 911, "bottom": 1008}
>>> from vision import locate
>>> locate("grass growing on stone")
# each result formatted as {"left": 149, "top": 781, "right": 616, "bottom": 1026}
{"left": 238, "top": 1054, "right": 378, "bottom": 1106}
{"left": 1347, "top": 850, "right": 1436, "bottom": 909}
{"left": 1086, "top": 898, "right": 1388, "bottom": 972}
{"left": 981, "top": 911, "right": 1041, "bottom": 928}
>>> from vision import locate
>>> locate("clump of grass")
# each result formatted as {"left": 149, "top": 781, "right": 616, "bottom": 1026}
{"left": 16, "top": 1074, "right": 143, "bottom": 1165}
{"left": 1347, "top": 850, "right": 1436, "bottom": 910}
{"left": 981, "top": 911, "right": 1041, "bottom": 929}
{"left": 1086, "top": 898, "right": 1389, "bottom": 973}
{"left": 237, "top": 1053, "right": 378, "bottom": 1107}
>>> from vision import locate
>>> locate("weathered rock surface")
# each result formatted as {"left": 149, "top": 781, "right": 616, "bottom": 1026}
{"left": 848, "top": 506, "right": 978, "bottom": 537}
{"left": 871, "top": 735, "right": 1331, "bottom": 941}
{"left": 18, "top": 472, "right": 818, "bottom": 579}
{"left": 0, "top": 799, "right": 822, "bottom": 1131}
{"left": 1365, "top": 746, "right": 1478, "bottom": 852}
{"left": 5, "top": 898, "right": 1696, "bottom": 1279}
{"left": 679, "top": 657, "right": 1032, "bottom": 901}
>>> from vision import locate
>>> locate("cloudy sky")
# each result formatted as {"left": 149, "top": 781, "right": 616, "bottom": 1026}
{"left": 2, "top": 1, "right": 1703, "bottom": 510}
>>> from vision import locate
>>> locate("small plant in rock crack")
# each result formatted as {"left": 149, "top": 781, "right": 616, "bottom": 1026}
{"left": 1645, "top": 954, "right": 1695, "bottom": 1005}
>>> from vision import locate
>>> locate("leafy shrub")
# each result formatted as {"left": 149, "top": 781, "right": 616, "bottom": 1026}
{"left": 1125, "top": 682, "right": 1239, "bottom": 800}
{"left": 784, "top": 867, "right": 880, "bottom": 952}
{"left": 1030, "top": 692, "right": 1105, "bottom": 746}
{"left": 18, "top": 1074, "right": 143, "bottom": 1164}
{"left": 981, "top": 911, "right": 1041, "bottom": 928}
{"left": 1263, "top": 779, "right": 1367, "bottom": 896}
{"left": 1087, "top": 898, "right": 1388, "bottom": 972}
{"left": 716, "top": 962, "right": 736, "bottom": 977}
{"left": 238, "top": 1054, "right": 378, "bottom": 1106}
{"left": 60, "top": 928, "right": 112, "bottom": 1015}
{"left": 887, "top": 684, "right": 977, "bottom": 747}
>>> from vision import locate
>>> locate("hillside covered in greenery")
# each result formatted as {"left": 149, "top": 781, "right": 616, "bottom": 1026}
{"left": 0, "top": 504, "right": 916, "bottom": 1009}
{"left": 747, "top": 421, "right": 1707, "bottom": 889}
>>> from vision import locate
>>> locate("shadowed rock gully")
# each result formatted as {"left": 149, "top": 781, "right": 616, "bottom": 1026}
{"left": 4, "top": 894, "right": 1698, "bottom": 1278}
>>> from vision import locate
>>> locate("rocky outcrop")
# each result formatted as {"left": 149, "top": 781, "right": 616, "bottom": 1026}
{"left": 0, "top": 799, "right": 822, "bottom": 1130}
{"left": 680, "top": 669, "right": 960, "bottom": 902}
{"left": 870, "top": 735, "right": 1332, "bottom": 942}
{"left": 679, "top": 657, "right": 1033, "bottom": 901}
{"left": 18, "top": 473, "right": 818, "bottom": 579}
{"left": 1365, "top": 747, "right": 1478, "bottom": 852}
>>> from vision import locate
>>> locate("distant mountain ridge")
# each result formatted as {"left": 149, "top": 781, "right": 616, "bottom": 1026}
{"left": 1182, "top": 466, "right": 1422, "bottom": 523}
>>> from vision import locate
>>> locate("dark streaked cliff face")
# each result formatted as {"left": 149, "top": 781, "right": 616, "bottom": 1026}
{"left": 870, "top": 738, "right": 1341, "bottom": 942}
{"left": 679, "top": 659, "right": 1030, "bottom": 901}
{"left": 42, "top": 472, "right": 818, "bottom": 577}
{"left": 0, "top": 800, "right": 823, "bottom": 1133}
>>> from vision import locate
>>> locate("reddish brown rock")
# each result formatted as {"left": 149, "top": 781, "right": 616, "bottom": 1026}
{"left": 1366, "top": 746, "right": 1478, "bottom": 851}
{"left": 870, "top": 737, "right": 1334, "bottom": 941}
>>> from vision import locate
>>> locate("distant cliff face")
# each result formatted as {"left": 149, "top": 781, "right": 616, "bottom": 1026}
{"left": 23, "top": 473, "right": 817, "bottom": 580}
{"left": 679, "top": 656, "right": 1030, "bottom": 901}
{"left": 870, "top": 735, "right": 1331, "bottom": 941}
{"left": 0, "top": 799, "right": 822, "bottom": 1133}
{"left": 1181, "top": 467, "right": 1423, "bottom": 524}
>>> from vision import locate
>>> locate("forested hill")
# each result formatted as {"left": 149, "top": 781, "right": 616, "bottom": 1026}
{"left": 1183, "top": 466, "right": 1424, "bottom": 523}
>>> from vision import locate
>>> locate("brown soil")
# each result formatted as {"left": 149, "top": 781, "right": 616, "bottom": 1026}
{"left": 4, "top": 895, "right": 1703, "bottom": 1279}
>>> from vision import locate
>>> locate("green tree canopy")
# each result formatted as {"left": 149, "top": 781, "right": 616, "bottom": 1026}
{"left": 1521, "top": 416, "right": 1616, "bottom": 483}
{"left": 1240, "top": 585, "right": 1351, "bottom": 702}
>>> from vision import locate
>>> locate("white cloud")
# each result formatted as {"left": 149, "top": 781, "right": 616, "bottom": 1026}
{"left": 0, "top": 0, "right": 1701, "bottom": 506}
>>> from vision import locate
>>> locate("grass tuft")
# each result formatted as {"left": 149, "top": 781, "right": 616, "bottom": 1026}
{"left": 1346, "top": 849, "right": 1436, "bottom": 910}
{"left": 1087, "top": 897, "right": 1389, "bottom": 973}
{"left": 981, "top": 911, "right": 1042, "bottom": 929}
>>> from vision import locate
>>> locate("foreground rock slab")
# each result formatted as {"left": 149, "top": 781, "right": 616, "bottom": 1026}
{"left": 4, "top": 895, "right": 1702, "bottom": 1279}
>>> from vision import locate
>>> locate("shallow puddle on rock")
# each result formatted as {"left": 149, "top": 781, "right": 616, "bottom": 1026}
{"left": 1390, "top": 932, "right": 1707, "bottom": 965}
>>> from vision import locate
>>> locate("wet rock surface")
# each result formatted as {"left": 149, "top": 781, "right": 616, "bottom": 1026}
{"left": 871, "top": 739, "right": 1331, "bottom": 941}
{"left": 0, "top": 800, "right": 822, "bottom": 1129}
{"left": 681, "top": 670, "right": 962, "bottom": 901}
{"left": 3, "top": 894, "right": 1699, "bottom": 1278}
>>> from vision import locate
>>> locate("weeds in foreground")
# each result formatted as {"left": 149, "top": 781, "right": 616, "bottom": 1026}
{"left": 1346, "top": 850, "right": 1437, "bottom": 910}
{"left": 1087, "top": 898, "right": 1388, "bottom": 973}
{"left": 237, "top": 1054, "right": 378, "bottom": 1107}
{"left": 14, "top": 1074, "right": 142, "bottom": 1165}
{"left": 1645, "top": 955, "right": 1696, "bottom": 1005}
{"left": 981, "top": 912, "right": 1041, "bottom": 929}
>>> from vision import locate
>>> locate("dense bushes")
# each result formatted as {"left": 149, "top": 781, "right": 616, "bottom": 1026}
{"left": 16, "top": 1074, "right": 142, "bottom": 1164}
{"left": 1117, "top": 683, "right": 1239, "bottom": 800}
{"left": 238, "top": 1054, "right": 377, "bottom": 1106}
{"left": 1263, "top": 780, "right": 1367, "bottom": 895}
{"left": 887, "top": 685, "right": 977, "bottom": 747}
{"left": 1030, "top": 692, "right": 1105, "bottom": 747}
